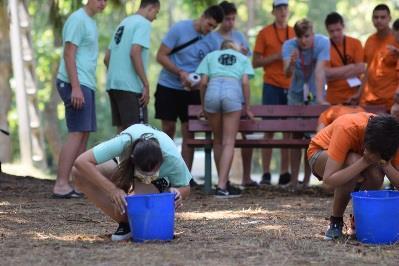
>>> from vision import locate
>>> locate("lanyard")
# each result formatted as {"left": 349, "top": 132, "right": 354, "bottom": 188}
{"left": 330, "top": 36, "right": 347, "bottom": 65}
{"left": 273, "top": 23, "right": 289, "bottom": 45}
{"left": 299, "top": 45, "right": 314, "bottom": 82}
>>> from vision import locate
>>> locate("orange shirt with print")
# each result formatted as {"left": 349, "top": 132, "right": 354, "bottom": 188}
{"left": 318, "top": 105, "right": 365, "bottom": 127}
{"left": 254, "top": 24, "right": 295, "bottom": 89}
{"left": 361, "top": 32, "right": 399, "bottom": 109}
{"left": 326, "top": 36, "right": 364, "bottom": 104}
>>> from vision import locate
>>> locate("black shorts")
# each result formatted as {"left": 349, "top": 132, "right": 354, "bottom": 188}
{"left": 154, "top": 83, "right": 201, "bottom": 123}
{"left": 108, "top": 89, "right": 148, "bottom": 127}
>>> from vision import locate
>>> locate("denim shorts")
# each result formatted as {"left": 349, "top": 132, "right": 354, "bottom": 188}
{"left": 204, "top": 77, "right": 243, "bottom": 113}
{"left": 262, "top": 83, "right": 288, "bottom": 105}
{"left": 56, "top": 79, "right": 97, "bottom": 132}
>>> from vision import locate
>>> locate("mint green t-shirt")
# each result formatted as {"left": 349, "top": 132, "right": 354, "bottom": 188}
{"left": 196, "top": 49, "right": 254, "bottom": 79}
{"left": 92, "top": 124, "right": 191, "bottom": 187}
{"left": 106, "top": 15, "right": 152, "bottom": 93}
{"left": 57, "top": 8, "right": 98, "bottom": 90}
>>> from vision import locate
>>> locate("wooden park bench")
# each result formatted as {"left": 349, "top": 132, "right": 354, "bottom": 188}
{"left": 187, "top": 104, "right": 386, "bottom": 193}
{"left": 0, "top": 128, "right": 10, "bottom": 173}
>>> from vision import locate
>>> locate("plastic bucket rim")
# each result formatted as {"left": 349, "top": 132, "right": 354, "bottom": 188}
{"left": 351, "top": 190, "right": 399, "bottom": 200}
{"left": 125, "top": 192, "right": 175, "bottom": 201}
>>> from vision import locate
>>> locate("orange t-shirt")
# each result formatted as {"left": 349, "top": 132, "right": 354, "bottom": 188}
{"left": 326, "top": 36, "right": 364, "bottom": 104}
{"left": 361, "top": 32, "right": 399, "bottom": 109}
{"left": 253, "top": 24, "right": 295, "bottom": 89}
{"left": 318, "top": 105, "right": 365, "bottom": 127}
{"left": 308, "top": 112, "right": 373, "bottom": 162}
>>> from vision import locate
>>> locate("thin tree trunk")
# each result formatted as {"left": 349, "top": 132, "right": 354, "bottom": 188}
{"left": 0, "top": 3, "right": 13, "bottom": 163}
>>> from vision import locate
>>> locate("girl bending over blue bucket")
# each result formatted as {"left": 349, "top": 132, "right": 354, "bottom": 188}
{"left": 73, "top": 124, "right": 191, "bottom": 241}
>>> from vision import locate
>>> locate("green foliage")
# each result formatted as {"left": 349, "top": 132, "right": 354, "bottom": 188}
{"left": 5, "top": 0, "right": 399, "bottom": 171}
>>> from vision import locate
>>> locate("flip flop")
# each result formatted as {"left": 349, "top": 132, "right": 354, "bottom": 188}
{"left": 51, "top": 190, "right": 83, "bottom": 199}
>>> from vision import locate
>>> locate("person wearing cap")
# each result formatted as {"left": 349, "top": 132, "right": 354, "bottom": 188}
{"left": 253, "top": 0, "right": 295, "bottom": 187}
{"left": 282, "top": 18, "right": 330, "bottom": 190}
{"left": 196, "top": 40, "right": 254, "bottom": 198}
{"left": 104, "top": 0, "right": 160, "bottom": 133}
{"left": 72, "top": 123, "right": 192, "bottom": 241}
{"left": 324, "top": 12, "right": 365, "bottom": 105}
{"left": 154, "top": 5, "right": 224, "bottom": 176}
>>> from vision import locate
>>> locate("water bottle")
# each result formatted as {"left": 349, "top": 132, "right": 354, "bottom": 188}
{"left": 303, "top": 82, "right": 310, "bottom": 105}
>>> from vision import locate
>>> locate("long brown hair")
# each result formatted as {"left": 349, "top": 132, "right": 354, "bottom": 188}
{"left": 111, "top": 133, "right": 163, "bottom": 192}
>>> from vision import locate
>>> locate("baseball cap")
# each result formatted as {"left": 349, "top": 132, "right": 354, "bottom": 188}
{"left": 273, "top": 0, "right": 288, "bottom": 7}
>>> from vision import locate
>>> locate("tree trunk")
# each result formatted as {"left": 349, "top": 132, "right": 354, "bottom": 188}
{"left": 0, "top": 3, "right": 13, "bottom": 163}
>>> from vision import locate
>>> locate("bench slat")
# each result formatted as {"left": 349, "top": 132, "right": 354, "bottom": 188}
{"left": 188, "top": 104, "right": 386, "bottom": 118}
{"left": 189, "top": 119, "right": 318, "bottom": 133}
{"left": 187, "top": 138, "right": 310, "bottom": 148}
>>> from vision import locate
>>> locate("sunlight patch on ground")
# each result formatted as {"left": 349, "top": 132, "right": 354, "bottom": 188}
{"left": 178, "top": 208, "right": 276, "bottom": 221}
{"left": 33, "top": 232, "right": 103, "bottom": 242}
{"left": 0, "top": 201, "right": 11, "bottom": 206}
{"left": 2, "top": 163, "right": 54, "bottom": 180}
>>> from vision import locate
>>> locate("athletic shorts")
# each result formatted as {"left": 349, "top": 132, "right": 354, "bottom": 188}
{"left": 308, "top": 149, "right": 324, "bottom": 181}
{"left": 204, "top": 77, "right": 243, "bottom": 113}
{"left": 154, "top": 83, "right": 200, "bottom": 123}
{"left": 56, "top": 79, "right": 96, "bottom": 132}
{"left": 108, "top": 89, "right": 147, "bottom": 127}
{"left": 262, "top": 83, "right": 288, "bottom": 105}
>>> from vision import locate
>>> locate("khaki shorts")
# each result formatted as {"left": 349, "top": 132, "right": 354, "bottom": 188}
{"left": 308, "top": 150, "right": 324, "bottom": 181}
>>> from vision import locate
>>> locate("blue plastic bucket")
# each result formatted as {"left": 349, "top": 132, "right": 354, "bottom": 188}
{"left": 125, "top": 193, "right": 175, "bottom": 242}
{"left": 351, "top": 190, "right": 399, "bottom": 244}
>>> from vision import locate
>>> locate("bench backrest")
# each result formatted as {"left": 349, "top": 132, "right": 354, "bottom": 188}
{"left": 188, "top": 104, "right": 387, "bottom": 134}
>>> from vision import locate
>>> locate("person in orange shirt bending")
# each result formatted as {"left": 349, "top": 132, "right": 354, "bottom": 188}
{"left": 324, "top": 12, "right": 366, "bottom": 105}
{"left": 308, "top": 112, "right": 399, "bottom": 240}
{"left": 360, "top": 4, "right": 399, "bottom": 110}
{"left": 317, "top": 105, "right": 365, "bottom": 132}
{"left": 252, "top": 0, "right": 295, "bottom": 186}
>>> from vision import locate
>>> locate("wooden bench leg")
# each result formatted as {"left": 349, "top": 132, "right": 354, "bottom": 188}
{"left": 204, "top": 146, "right": 212, "bottom": 194}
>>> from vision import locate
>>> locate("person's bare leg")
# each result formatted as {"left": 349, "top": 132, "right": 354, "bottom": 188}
{"left": 217, "top": 111, "right": 241, "bottom": 189}
{"left": 280, "top": 132, "right": 290, "bottom": 174}
{"left": 161, "top": 120, "right": 176, "bottom": 139}
{"left": 261, "top": 132, "right": 274, "bottom": 174}
{"left": 289, "top": 133, "right": 303, "bottom": 187}
{"left": 181, "top": 121, "right": 194, "bottom": 170}
{"left": 53, "top": 132, "right": 89, "bottom": 195}
{"left": 206, "top": 112, "right": 223, "bottom": 179}
{"left": 241, "top": 147, "right": 253, "bottom": 185}
{"left": 303, "top": 152, "right": 311, "bottom": 187}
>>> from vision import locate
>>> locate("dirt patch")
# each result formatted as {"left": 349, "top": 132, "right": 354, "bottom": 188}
{"left": 1, "top": 172, "right": 398, "bottom": 265}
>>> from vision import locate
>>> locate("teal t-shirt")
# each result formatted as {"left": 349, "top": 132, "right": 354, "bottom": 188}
{"left": 57, "top": 8, "right": 98, "bottom": 90}
{"left": 106, "top": 15, "right": 152, "bottom": 93}
{"left": 196, "top": 49, "right": 254, "bottom": 79}
{"left": 92, "top": 124, "right": 192, "bottom": 187}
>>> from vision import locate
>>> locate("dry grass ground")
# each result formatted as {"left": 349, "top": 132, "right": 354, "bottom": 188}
{"left": 1, "top": 172, "right": 398, "bottom": 266}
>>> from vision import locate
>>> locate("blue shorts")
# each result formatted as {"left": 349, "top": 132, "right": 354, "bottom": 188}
{"left": 204, "top": 77, "right": 243, "bottom": 113}
{"left": 262, "top": 83, "right": 288, "bottom": 105}
{"left": 57, "top": 79, "right": 97, "bottom": 132}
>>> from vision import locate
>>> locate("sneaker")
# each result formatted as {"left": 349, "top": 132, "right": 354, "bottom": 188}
{"left": 111, "top": 222, "right": 131, "bottom": 241}
{"left": 190, "top": 179, "right": 198, "bottom": 187}
{"left": 260, "top": 172, "right": 271, "bottom": 185}
{"left": 278, "top": 172, "right": 291, "bottom": 185}
{"left": 215, "top": 183, "right": 242, "bottom": 198}
{"left": 324, "top": 221, "right": 343, "bottom": 240}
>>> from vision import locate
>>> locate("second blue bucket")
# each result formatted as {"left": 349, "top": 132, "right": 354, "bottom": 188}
{"left": 351, "top": 190, "right": 399, "bottom": 244}
{"left": 125, "top": 193, "right": 175, "bottom": 242}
